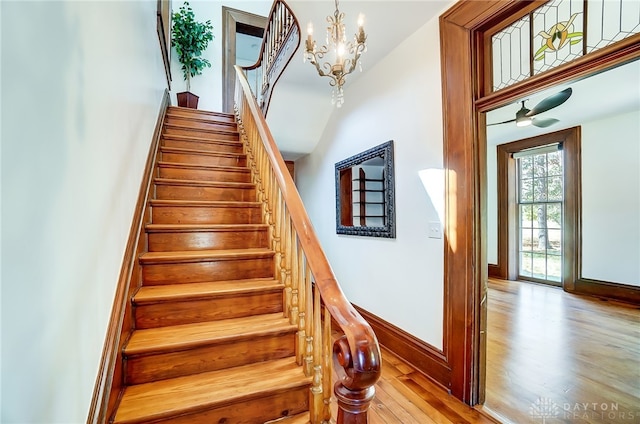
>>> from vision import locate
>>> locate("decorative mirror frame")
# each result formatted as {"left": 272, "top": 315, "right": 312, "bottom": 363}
{"left": 335, "top": 140, "right": 396, "bottom": 238}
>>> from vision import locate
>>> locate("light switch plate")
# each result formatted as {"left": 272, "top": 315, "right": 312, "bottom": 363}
{"left": 428, "top": 222, "right": 442, "bottom": 239}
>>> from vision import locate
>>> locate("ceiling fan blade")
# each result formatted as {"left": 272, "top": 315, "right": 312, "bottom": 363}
{"left": 526, "top": 87, "right": 572, "bottom": 117}
{"left": 487, "top": 118, "right": 516, "bottom": 126}
{"left": 532, "top": 117, "right": 559, "bottom": 128}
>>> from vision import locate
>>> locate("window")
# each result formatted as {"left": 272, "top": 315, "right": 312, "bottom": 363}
{"left": 490, "top": 0, "right": 639, "bottom": 91}
{"left": 516, "top": 145, "right": 563, "bottom": 284}
{"left": 494, "top": 128, "right": 580, "bottom": 285}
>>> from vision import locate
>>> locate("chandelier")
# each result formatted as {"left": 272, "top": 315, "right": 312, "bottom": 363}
{"left": 303, "top": 0, "right": 367, "bottom": 108}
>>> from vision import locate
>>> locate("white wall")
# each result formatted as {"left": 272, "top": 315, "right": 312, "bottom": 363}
{"left": 581, "top": 110, "right": 640, "bottom": 285}
{"left": 1, "top": 1, "right": 167, "bottom": 422}
{"left": 170, "top": 0, "right": 272, "bottom": 112}
{"left": 296, "top": 12, "right": 448, "bottom": 349}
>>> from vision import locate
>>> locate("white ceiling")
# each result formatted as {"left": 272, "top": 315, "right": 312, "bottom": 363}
{"left": 486, "top": 59, "right": 640, "bottom": 147}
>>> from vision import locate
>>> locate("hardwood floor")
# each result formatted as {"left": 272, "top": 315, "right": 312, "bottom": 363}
{"left": 326, "top": 345, "right": 497, "bottom": 424}
{"left": 484, "top": 279, "right": 640, "bottom": 424}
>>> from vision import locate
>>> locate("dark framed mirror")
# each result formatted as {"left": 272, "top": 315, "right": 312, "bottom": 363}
{"left": 335, "top": 140, "right": 396, "bottom": 238}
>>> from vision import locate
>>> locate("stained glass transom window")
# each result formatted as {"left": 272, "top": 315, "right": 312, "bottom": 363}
{"left": 491, "top": 0, "right": 639, "bottom": 91}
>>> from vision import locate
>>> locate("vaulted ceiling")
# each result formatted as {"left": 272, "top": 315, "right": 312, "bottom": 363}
{"left": 265, "top": 0, "right": 450, "bottom": 159}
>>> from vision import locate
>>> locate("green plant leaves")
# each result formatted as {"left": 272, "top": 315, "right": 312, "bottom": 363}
{"left": 171, "top": 1, "right": 214, "bottom": 88}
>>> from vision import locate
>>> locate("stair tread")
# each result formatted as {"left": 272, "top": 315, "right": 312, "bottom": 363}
{"left": 140, "top": 248, "right": 274, "bottom": 264}
{"left": 160, "top": 146, "right": 246, "bottom": 157}
{"left": 167, "top": 106, "right": 235, "bottom": 119}
{"left": 158, "top": 160, "right": 250, "bottom": 172}
{"left": 149, "top": 199, "right": 260, "bottom": 207}
{"left": 125, "top": 313, "right": 294, "bottom": 355}
{"left": 113, "top": 357, "right": 310, "bottom": 424}
{"left": 154, "top": 177, "right": 254, "bottom": 188}
{"left": 165, "top": 122, "right": 238, "bottom": 134}
{"left": 265, "top": 412, "right": 309, "bottom": 424}
{"left": 146, "top": 223, "right": 268, "bottom": 232}
{"left": 162, "top": 133, "right": 242, "bottom": 144}
{"left": 134, "top": 278, "right": 282, "bottom": 303}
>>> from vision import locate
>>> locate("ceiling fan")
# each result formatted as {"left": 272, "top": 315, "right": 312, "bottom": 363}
{"left": 488, "top": 87, "right": 573, "bottom": 128}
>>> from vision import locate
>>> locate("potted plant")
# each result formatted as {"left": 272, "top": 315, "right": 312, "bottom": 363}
{"left": 171, "top": 1, "right": 214, "bottom": 108}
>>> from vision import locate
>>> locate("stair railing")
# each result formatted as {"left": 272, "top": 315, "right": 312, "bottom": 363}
{"left": 240, "top": 0, "right": 299, "bottom": 116}
{"left": 234, "top": 65, "right": 381, "bottom": 424}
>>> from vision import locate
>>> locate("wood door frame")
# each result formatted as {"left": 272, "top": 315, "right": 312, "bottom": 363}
{"left": 222, "top": 7, "right": 267, "bottom": 113}
{"left": 439, "top": 1, "right": 640, "bottom": 405}
{"left": 495, "top": 127, "right": 581, "bottom": 287}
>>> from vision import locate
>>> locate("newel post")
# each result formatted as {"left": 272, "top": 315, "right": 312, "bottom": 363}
{"left": 333, "top": 336, "right": 381, "bottom": 424}
{"left": 335, "top": 383, "right": 376, "bottom": 424}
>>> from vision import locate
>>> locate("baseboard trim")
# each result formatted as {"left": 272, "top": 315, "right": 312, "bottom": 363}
{"left": 352, "top": 304, "right": 452, "bottom": 392}
{"left": 87, "top": 90, "right": 170, "bottom": 424}
{"left": 487, "top": 264, "right": 500, "bottom": 279}
{"left": 572, "top": 278, "right": 640, "bottom": 305}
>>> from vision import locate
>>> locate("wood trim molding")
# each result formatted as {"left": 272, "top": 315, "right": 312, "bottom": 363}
{"left": 439, "top": 0, "right": 640, "bottom": 406}
{"left": 573, "top": 279, "right": 640, "bottom": 305}
{"left": 222, "top": 7, "right": 267, "bottom": 113}
{"left": 487, "top": 264, "right": 500, "bottom": 279}
{"left": 352, "top": 305, "right": 451, "bottom": 391}
{"left": 86, "top": 90, "right": 170, "bottom": 424}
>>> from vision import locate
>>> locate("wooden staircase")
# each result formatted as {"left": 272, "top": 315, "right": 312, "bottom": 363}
{"left": 112, "top": 106, "right": 311, "bottom": 424}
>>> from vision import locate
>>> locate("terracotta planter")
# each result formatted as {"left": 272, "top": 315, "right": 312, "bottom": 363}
{"left": 177, "top": 91, "right": 199, "bottom": 109}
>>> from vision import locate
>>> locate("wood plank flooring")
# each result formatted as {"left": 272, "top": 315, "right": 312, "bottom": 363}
{"left": 484, "top": 279, "right": 640, "bottom": 424}
{"left": 327, "top": 345, "right": 498, "bottom": 423}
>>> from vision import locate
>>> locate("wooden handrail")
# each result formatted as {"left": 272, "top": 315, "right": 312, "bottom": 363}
{"left": 240, "top": 0, "right": 300, "bottom": 115}
{"left": 234, "top": 63, "right": 381, "bottom": 423}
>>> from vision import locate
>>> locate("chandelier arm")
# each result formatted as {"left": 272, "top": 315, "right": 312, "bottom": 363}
{"left": 343, "top": 43, "right": 366, "bottom": 76}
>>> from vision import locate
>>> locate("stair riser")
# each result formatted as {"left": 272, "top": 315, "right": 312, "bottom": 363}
{"left": 142, "top": 257, "right": 275, "bottom": 285}
{"left": 162, "top": 138, "right": 243, "bottom": 154}
{"left": 165, "top": 116, "right": 237, "bottom": 132}
{"left": 166, "top": 109, "right": 236, "bottom": 123}
{"left": 134, "top": 290, "right": 284, "bottom": 329}
{"left": 148, "top": 229, "right": 269, "bottom": 251}
{"left": 125, "top": 333, "right": 295, "bottom": 384}
{"left": 161, "top": 151, "right": 247, "bottom": 168}
{"left": 158, "top": 166, "right": 251, "bottom": 183}
{"left": 131, "top": 387, "right": 310, "bottom": 424}
{"left": 155, "top": 185, "right": 256, "bottom": 202}
{"left": 164, "top": 126, "right": 239, "bottom": 142}
{"left": 151, "top": 205, "right": 262, "bottom": 225}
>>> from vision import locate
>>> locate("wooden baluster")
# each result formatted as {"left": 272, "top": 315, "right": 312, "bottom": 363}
{"left": 311, "top": 284, "right": 323, "bottom": 424}
{"left": 271, "top": 174, "right": 280, "bottom": 245}
{"left": 281, "top": 210, "right": 292, "bottom": 319}
{"left": 293, "top": 242, "right": 304, "bottom": 351}
{"left": 261, "top": 154, "right": 271, "bottom": 226}
{"left": 323, "top": 306, "right": 333, "bottom": 423}
{"left": 258, "top": 147, "right": 266, "bottom": 207}
{"left": 296, "top": 255, "right": 308, "bottom": 367}
{"left": 278, "top": 4, "right": 283, "bottom": 50}
{"left": 290, "top": 234, "right": 299, "bottom": 326}
{"left": 270, "top": 25, "right": 275, "bottom": 64}
{"left": 304, "top": 266, "right": 314, "bottom": 377}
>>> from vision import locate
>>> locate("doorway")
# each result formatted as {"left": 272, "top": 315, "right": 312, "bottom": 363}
{"left": 439, "top": 0, "right": 640, "bottom": 406}
{"left": 221, "top": 7, "right": 267, "bottom": 113}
